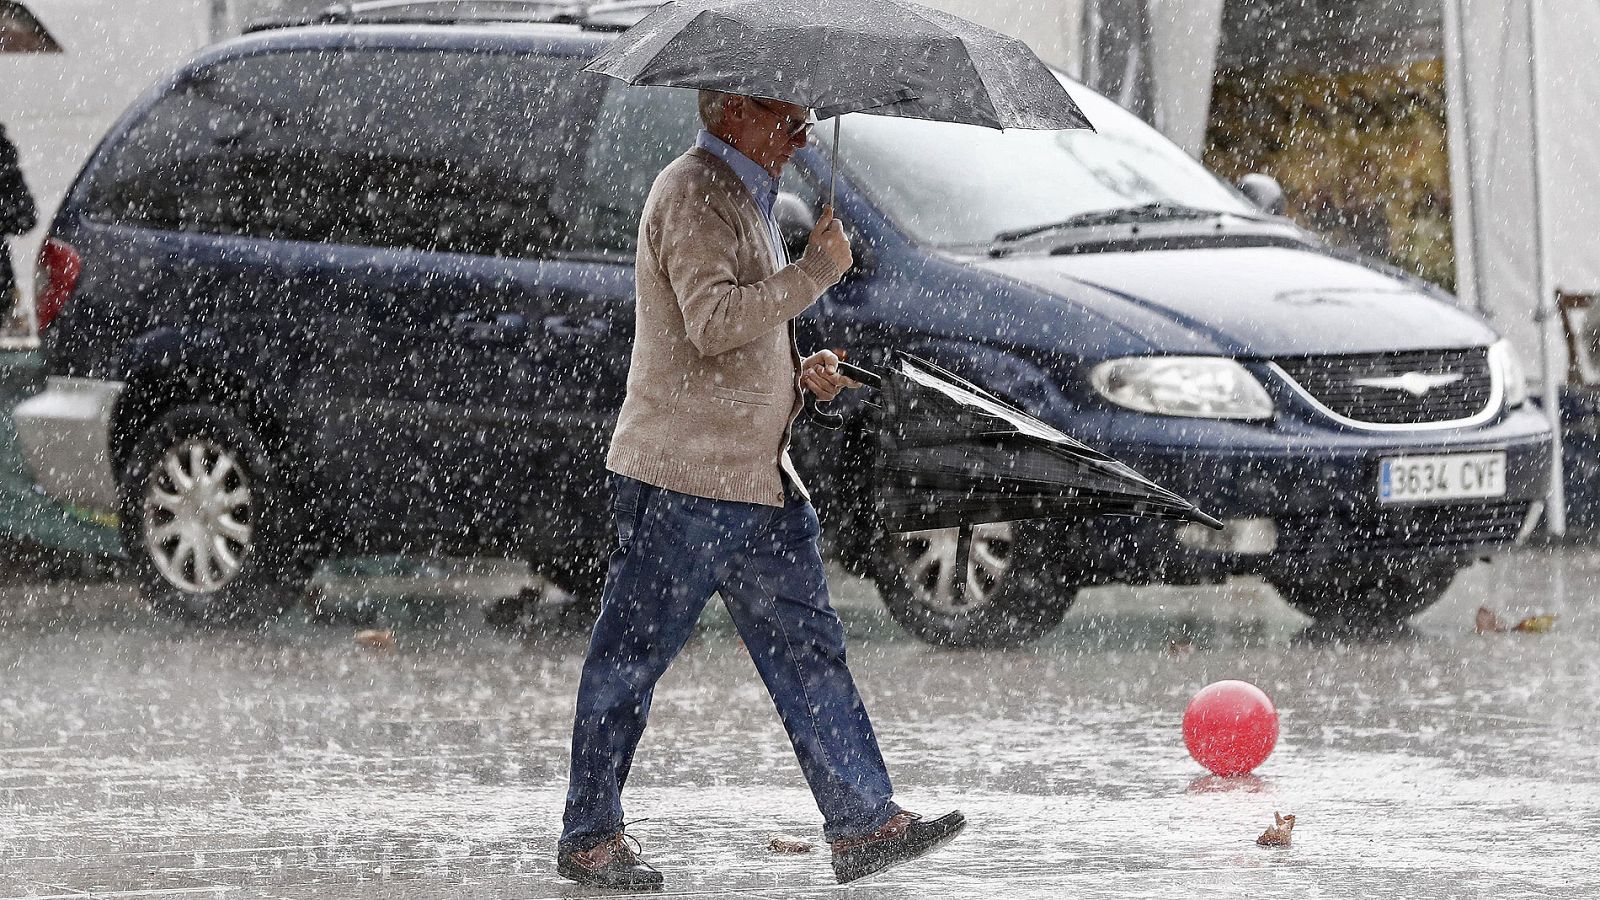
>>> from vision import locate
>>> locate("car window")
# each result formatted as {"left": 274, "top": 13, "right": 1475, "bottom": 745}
{"left": 86, "top": 48, "right": 587, "bottom": 258}
{"left": 84, "top": 51, "right": 343, "bottom": 237}
{"left": 567, "top": 82, "right": 700, "bottom": 257}
{"left": 837, "top": 80, "right": 1255, "bottom": 247}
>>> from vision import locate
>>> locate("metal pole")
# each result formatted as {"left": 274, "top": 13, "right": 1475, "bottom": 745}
{"left": 1525, "top": 0, "right": 1567, "bottom": 535}
{"left": 1441, "top": 0, "right": 1485, "bottom": 318}
{"left": 829, "top": 116, "right": 840, "bottom": 209}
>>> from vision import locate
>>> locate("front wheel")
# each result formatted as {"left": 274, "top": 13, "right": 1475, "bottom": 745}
{"left": 1268, "top": 560, "right": 1459, "bottom": 627}
{"left": 870, "top": 520, "right": 1077, "bottom": 648}
{"left": 120, "top": 404, "right": 316, "bottom": 627}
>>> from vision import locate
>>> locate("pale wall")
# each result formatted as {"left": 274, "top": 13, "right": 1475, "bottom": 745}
{"left": 2, "top": 0, "right": 213, "bottom": 304}
{"left": 917, "top": 0, "right": 1085, "bottom": 76}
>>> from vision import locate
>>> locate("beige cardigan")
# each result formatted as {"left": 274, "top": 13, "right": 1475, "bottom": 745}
{"left": 605, "top": 147, "right": 848, "bottom": 507}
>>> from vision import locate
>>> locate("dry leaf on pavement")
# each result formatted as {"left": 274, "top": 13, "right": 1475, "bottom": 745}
{"left": 768, "top": 834, "right": 816, "bottom": 853}
{"left": 354, "top": 629, "right": 397, "bottom": 652}
{"left": 1256, "top": 811, "right": 1295, "bottom": 847}
{"left": 1512, "top": 613, "right": 1559, "bottom": 634}
{"left": 1475, "top": 606, "right": 1507, "bottom": 634}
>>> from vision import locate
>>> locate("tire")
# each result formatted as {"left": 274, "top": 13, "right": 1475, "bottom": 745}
{"left": 1268, "top": 559, "right": 1459, "bottom": 627}
{"left": 119, "top": 404, "right": 316, "bottom": 627}
{"left": 870, "top": 519, "right": 1077, "bottom": 648}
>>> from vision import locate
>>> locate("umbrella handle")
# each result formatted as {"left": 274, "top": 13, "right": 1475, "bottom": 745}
{"left": 802, "top": 361, "right": 882, "bottom": 431}
{"left": 804, "top": 394, "right": 846, "bottom": 431}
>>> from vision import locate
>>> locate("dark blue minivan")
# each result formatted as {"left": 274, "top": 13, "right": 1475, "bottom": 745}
{"left": 14, "top": 5, "right": 1551, "bottom": 645}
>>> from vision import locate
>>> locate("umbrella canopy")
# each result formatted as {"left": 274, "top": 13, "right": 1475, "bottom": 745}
{"left": 844, "top": 353, "right": 1222, "bottom": 535}
{"left": 582, "top": 0, "right": 1093, "bottom": 128}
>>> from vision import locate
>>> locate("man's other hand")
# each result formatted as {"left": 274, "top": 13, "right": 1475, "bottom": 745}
{"left": 806, "top": 205, "right": 853, "bottom": 273}
{"left": 800, "top": 348, "right": 862, "bottom": 401}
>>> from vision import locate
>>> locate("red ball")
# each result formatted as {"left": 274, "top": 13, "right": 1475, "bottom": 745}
{"left": 1183, "top": 680, "right": 1279, "bottom": 776}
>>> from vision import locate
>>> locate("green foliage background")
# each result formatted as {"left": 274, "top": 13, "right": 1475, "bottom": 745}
{"left": 1204, "top": 59, "right": 1455, "bottom": 291}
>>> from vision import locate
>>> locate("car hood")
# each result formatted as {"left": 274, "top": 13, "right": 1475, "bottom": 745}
{"left": 968, "top": 245, "right": 1498, "bottom": 357}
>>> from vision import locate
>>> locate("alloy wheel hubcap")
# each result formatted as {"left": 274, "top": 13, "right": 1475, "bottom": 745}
{"left": 890, "top": 522, "right": 1014, "bottom": 615}
{"left": 144, "top": 439, "right": 254, "bottom": 593}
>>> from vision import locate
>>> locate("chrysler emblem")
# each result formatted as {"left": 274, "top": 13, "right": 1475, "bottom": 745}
{"left": 1352, "top": 371, "right": 1465, "bottom": 397}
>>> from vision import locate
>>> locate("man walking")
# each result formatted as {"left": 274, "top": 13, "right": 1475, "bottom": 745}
{"left": 558, "top": 91, "right": 964, "bottom": 890}
{"left": 0, "top": 124, "right": 37, "bottom": 326}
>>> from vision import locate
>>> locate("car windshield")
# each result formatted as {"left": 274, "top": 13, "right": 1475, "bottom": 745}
{"left": 835, "top": 80, "right": 1256, "bottom": 247}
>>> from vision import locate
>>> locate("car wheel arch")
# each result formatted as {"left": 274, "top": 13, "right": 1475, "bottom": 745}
{"left": 111, "top": 363, "right": 293, "bottom": 481}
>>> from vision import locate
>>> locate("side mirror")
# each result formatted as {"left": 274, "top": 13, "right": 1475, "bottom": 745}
{"left": 1237, "top": 173, "right": 1287, "bottom": 216}
{"left": 774, "top": 191, "right": 817, "bottom": 263}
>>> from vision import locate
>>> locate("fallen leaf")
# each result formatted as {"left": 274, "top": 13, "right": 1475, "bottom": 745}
{"left": 355, "top": 629, "right": 396, "bottom": 652}
{"left": 1256, "top": 811, "right": 1295, "bottom": 847}
{"left": 1512, "top": 614, "right": 1558, "bottom": 634}
{"left": 767, "top": 834, "right": 815, "bottom": 854}
{"left": 1475, "top": 606, "right": 1507, "bottom": 634}
{"left": 1477, "top": 607, "right": 1557, "bottom": 635}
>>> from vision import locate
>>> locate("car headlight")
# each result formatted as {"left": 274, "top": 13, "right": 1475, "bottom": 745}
{"left": 1490, "top": 339, "right": 1528, "bottom": 409}
{"left": 1090, "top": 356, "right": 1274, "bottom": 420}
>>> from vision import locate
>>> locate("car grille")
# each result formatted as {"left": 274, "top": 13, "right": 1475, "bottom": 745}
{"left": 1274, "top": 347, "right": 1495, "bottom": 425}
{"left": 1277, "top": 501, "right": 1530, "bottom": 555}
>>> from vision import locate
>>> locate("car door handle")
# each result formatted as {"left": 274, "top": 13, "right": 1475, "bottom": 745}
{"left": 450, "top": 311, "right": 530, "bottom": 345}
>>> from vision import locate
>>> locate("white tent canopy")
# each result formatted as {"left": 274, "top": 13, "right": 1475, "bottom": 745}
{"left": 1147, "top": 0, "right": 1226, "bottom": 157}
{"left": 922, "top": 0, "right": 1224, "bottom": 158}
{"left": 1444, "top": 0, "right": 1600, "bottom": 362}
{"left": 1444, "top": 0, "right": 1600, "bottom": 531}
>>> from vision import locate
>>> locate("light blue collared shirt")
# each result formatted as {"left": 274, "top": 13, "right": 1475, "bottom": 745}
{"left": 696, "top": 130, "right": 787, "bottom": 267}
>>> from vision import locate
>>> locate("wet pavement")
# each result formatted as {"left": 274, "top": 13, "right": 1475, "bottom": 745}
{"left": 0, "top": 546, "right": 1596, "bottom": 899}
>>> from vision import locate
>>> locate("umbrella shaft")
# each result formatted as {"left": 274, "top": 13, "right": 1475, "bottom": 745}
{"left": 953, "top": 524, "right": 972, "bottom": 607}
{"left": 830, "top": 117, "right": 840, "bottom": 208}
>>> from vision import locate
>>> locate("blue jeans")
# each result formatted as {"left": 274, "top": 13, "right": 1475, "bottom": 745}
{"left": 560, "top": 475, "right": 900, "bottom": 850}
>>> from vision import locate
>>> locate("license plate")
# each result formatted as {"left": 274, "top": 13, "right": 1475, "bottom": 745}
{"left": 1378, "top": 452, "right": 1506, "bottom": 503}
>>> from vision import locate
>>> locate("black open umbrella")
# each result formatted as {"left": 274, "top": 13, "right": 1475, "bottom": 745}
{"left": 583, "top": 0, "right": 1093, "bottom": 202}
{"left": 832, "top": 353, "right": 1222, "bottom": 602}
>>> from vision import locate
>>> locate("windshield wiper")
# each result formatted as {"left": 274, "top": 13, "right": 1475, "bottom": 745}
{"left": 989, "top": 202, "right": 1228, "bottom": 248}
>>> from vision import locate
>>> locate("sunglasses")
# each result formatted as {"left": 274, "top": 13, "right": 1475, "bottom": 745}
{"left": 746, "top": 97, "right": 816, "bottom": 138}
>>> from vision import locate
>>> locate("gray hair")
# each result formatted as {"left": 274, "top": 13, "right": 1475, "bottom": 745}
{"left": 698, "top": 89, "right": 733, "bottom": 129}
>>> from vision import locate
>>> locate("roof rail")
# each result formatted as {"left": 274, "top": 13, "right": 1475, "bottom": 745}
{"left": 242, "top": 0, "right": 585, "bottom": 33}
{"left": 239, "top": 0, "right": 669, "bottom": 35}
{"left": 578, "top": 0, "right": 667, "bottom": 31}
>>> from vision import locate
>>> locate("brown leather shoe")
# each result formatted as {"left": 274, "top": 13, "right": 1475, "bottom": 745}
{"left": 831, "top": 810, "right": 966, "bottom": 884}
{"left": 556, "top": 831, "right": 664, "bottom": 891}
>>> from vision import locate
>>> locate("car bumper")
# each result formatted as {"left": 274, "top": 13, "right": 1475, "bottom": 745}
{"left": 13, "top": 377, "right": 126, "bottom": 514}
{"left": 1054, "top": 404, "right": 1553, "bottom": 584}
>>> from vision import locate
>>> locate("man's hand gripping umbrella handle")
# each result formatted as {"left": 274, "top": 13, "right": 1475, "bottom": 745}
{"left": 804, "top": 361, "right": 881, "bottom": 431}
